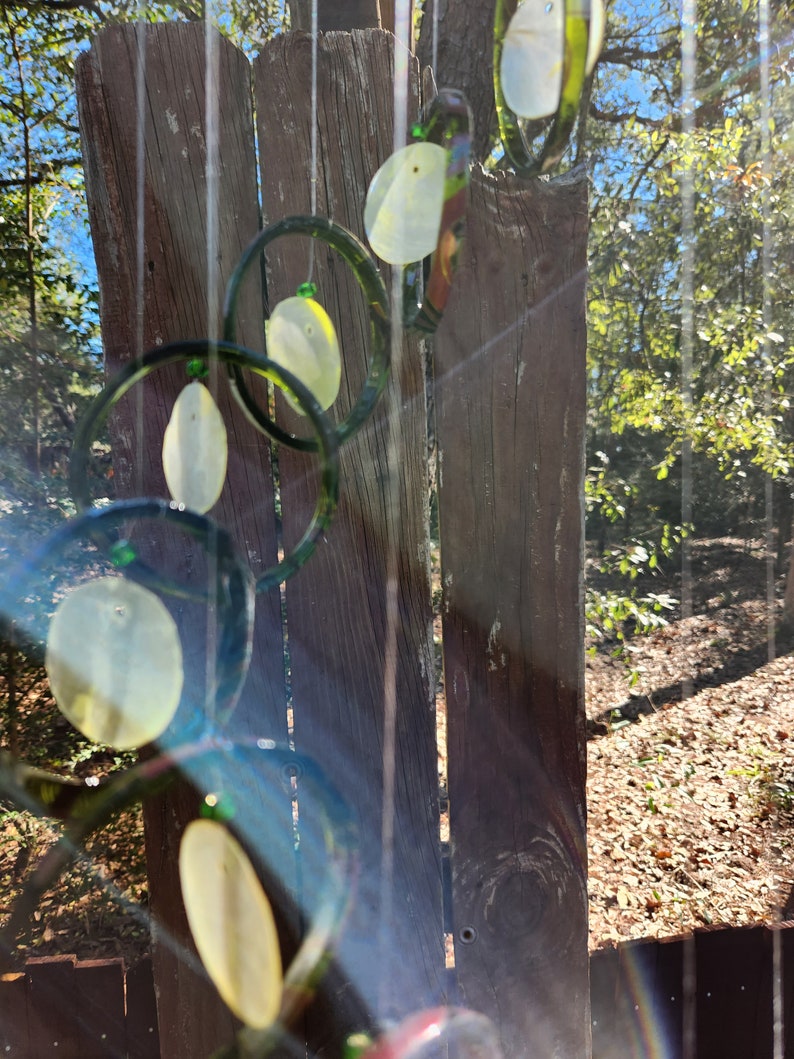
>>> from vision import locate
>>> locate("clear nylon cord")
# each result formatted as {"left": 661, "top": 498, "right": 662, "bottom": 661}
{"left": 377, "top": 0, "right": 412, "bottom": 1020}
{"left": 680, "top": 0, "right": 697, "bottom": 1051}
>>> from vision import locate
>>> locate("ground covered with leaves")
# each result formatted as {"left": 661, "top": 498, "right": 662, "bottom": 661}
{"left": 587, "top": 537, "right": 794, "bottom": 950}
{"left": 1, "top": 535, "right": 793, "bottom": 966}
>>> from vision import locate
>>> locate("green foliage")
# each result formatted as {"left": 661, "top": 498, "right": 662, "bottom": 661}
{"left": 583, "top": 0, "right": 794, "bottom": 645}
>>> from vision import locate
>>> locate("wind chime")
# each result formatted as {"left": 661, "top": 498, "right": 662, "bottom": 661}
{"left": 0, "top": 1, "right": 602, "bottom": 1054}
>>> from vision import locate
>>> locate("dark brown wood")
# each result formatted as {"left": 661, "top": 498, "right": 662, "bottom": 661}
{"left": 318, "top": 0, "right": 381, "bottom": 30}
{"left": 695, "top": 926, "right": 767, "bottom": 1058}
{"left": 379, "top": 0, "right": 415, "bottom": 38}
{"left": 73, "top": 958, "right": 126, "bottom": 1055}
{"left": 416, "top": 0, "right": 496, "bottom": 160}
{"left": 254, "top": 28, "right": 443, "bottom": 1047}
{"left": 126, "top": 958, "right": 161, "bottom": 1059}
{"left": 434, "top": 168, "right": 589, "bottom": 1057}
{"left": 589, "top": 944, "right": 619, "bottom": 1057}
{"left": 25, "top": 955, "right": 80, "bottom": 1056}
{"left": 76, "top": 24, "right": 287, "bottom": 1058}
{"left": 0, "top": 971, "right": 29, "bottom": 1056}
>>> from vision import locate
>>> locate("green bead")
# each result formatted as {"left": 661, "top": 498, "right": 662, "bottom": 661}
{"left": 200, "top": 792, "right": 236, "bottom": 822}
{"left": 343, "top": 1033, "right": 373, "bottom": 1059}
{"left": 411, "top": 121, "right": 427, "bottom": 140}
{"left": 186, "top": 358, "right": 209, "bottom": 379}
{"left": 296, "top": 281, "right": 318, "bottom": 299}
{"left": 109, "top": 539, "right": 137, "bottom": 568}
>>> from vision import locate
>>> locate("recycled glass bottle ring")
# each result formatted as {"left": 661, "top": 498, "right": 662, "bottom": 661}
{"left": 223, "top": 216, "right": 390, "bottom": 453}
{"left": 0, "top": 733, "right": 357, "bottom": 1016}
{"left": 402, "top": 87, "right": 473, "bottom": 334}
{"left": 1, "top": 498, "right": 255, "bottom": 725}
{"left": 69, "top": 340, "right": 339, "bottom": 594}
{"left": 494, "top": 0, "right": 598, "bottom": 176}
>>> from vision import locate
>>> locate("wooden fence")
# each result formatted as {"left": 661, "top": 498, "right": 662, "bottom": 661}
{"left": 5, "top": 925, "right": 794, "bottom": 1057}
{"left": 71, "top": 15, "right": 588, "bottom": 1059}
{"left": 0, "top": 956, "right": 158, "bottom": 1058}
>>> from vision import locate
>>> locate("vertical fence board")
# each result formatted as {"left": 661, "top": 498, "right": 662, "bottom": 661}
{"left": 614, "top": 936, "right": 663, "bottom": 1058}
{"left": 73, "top": 959, "right": 127, "bottom": 1057}
{"left": 655, "top": 935, "right": 684, "bottom": 1058}
{"left": 126, "top": 958, "right": 161, "bottom": 1059}
{"left": 590, "top": 945, "right": 619, "bottom": 1058}
{"left": 695, "top": 925, "right": 767, "bottom": 1058}
{"left": 76, "top": 24, "right": 287, "bottom": 1057}
{"left": 254, "top": 28, "right": 443, "bottom": 1047}
{"left": 25, "top": 956, "right": 80, "bottom": 1056}
{"left": 0, "top": 972, "right": 29, "bottom": 1056}
{"left": 434, "top": 168, "right": 589, "bottom": 1057}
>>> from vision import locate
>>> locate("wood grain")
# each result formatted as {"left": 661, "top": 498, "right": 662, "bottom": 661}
{"left": 416, "top": 0, "right": 497, "bottom": 161}
{"left": 76, "top": 24, "right": 287, "bottom": 1057}
{"left": 255, "top": 29, "right": 444, "bottom": 1048}
{"left": 434, "top": 168, "right": 589, "bottom": 1057}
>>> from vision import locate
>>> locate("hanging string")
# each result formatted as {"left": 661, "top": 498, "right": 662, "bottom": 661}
{"left": 680, "top": 1, "right": 697, "bottom": 1053}
{"left": 134, "top": 15, "right": 147, "bottom": 499}
{"left": 758, "top": 8, "right": 783, "bottom": 1054}
{"left": 432, "top": 0, "right": 440, "bottom": 79}
{"left": 203, "top": 7, "right": 222, "bottom": 728}
{"left": 306, "top": 0, "right": 319, "bottom": 285}
{"left": 679, "top": 0, "right": 695, "bottom": 704}
{"left": 759, "top": 0, "right": 776, "bottom": 668}
{"left": 377, "top": 0, "right": 412, "bottom": 1021}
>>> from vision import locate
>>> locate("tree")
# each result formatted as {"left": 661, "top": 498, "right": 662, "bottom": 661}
{"left": 582, "top": 0, "right": 794, "bottom": 641}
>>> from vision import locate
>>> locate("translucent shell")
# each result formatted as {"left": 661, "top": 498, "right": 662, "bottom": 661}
{"left": 45, "top": 577, "right": 183, "bottom": 750}
{"left": 180, "top": 819, "right": 283, "bottom": 1029}
{"left": 501, "top": 0, "right": 566, "bottom": 120}
{"left": 585, "top": 0, "right": 605, "bottom": 75}
{"left": 267, "top": 296, "right": 341, "bottom": 414}
{"left": 162, "top": 381, "right": 227, "bottom": 514}
{"left": 364, "top": 142, "right": 447, "bottom": 265}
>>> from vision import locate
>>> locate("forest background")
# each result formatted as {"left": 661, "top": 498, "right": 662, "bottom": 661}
{"left": 1, "top": 0, "right": 794, "bottom": 950}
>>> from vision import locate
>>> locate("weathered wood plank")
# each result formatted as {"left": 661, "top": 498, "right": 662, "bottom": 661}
{"left": 318, "top": 0, "right": 381, "bottom": 30}
{"left": 76, "top": 24, "right": 286, "bottom": 1057}
{"left": 255, "top": 28, "right": 443, "bottom": 1047}
{"left": 73, "top": 958, "right": 127, "bottom": 1056}
{"left": 0, "top": 971, "right": 29, "bottom": 1056}
{"left": 25, "top": 956, "right": 80, "bottom": 1056}
{"left": 416, "top": 0, "right": 496, "bottom": 160}
{"left": 125, "top": 957, "right": 161, "bottom": 1059}
{"left": 434, "top": 168, "right": 589, "bottom": 1056}
{"left": 695, "top": 926, "right": 766, "bottom": 1058}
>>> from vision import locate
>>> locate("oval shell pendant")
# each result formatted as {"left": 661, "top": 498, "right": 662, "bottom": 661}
{"left": 45, "top": 576, "right": 183, "bottom": 750}
{"left": 586, "top": 0, "right": 605, "bottom": 75}
{"left": 162, "top": 381, "right": 227, "bottom": 514}
{"left": 180, "top": 819, "right": 283, "bottom": 1029}
{"left": 501, "top": 0, "right": 565, "bottom": 120}
{"left": 364, "top": 141, "right": 447, "bottom": 265}
{"left": 267, "top": 296, "right": 341, "bottom": 414}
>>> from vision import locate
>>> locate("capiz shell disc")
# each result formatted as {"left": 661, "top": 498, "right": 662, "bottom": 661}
{"left": 180, "top": 819, "right": 283, "bottom": 1029}
{"left": 586, "top": 0, "right": 605, "bottom": 74}
{"left": 364, "top": 141, "right": 447, "bottom": 265}
{"left": 45, "top": 577, "right": 183, "bottom": 750}
{"left": 501, "top": 0, "right": 565, "bottom": 120}
{"left": 162, "top": 381, "right": 228, "bottom": 514}
{"left": 267, "top": 296, "right": 341, "bottom": 414}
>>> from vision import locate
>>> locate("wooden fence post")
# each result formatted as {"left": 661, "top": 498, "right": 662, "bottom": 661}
{"left": 434, "top": 169, "right": 590, "bottom": 1056}
{"left": 254, "top": 28, "right": 444, "bottom": 1046}
{"left": 76, "top": 24, "right": 287, "bottom": 1057}
{"left": 75, "top": 17, "right": 590, "bottom": 1059}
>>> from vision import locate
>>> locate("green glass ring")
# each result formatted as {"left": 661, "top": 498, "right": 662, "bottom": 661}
{"left": 0, "top": 733, "right": 357, "bottom": 1036}
{"left": 403, "top": 88, "right": 473, "bottom": 334}
{"left": 223, "top": 216, "right": 390, "bottom": 453}
{"left": 1, "top": 498, "right": 255, "bottom": 728}
{"left": 494, "top": 0, "right": 595, "bottom": 176}
{"left": 69, "top": 340, "right": 339, "bottom": 594}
